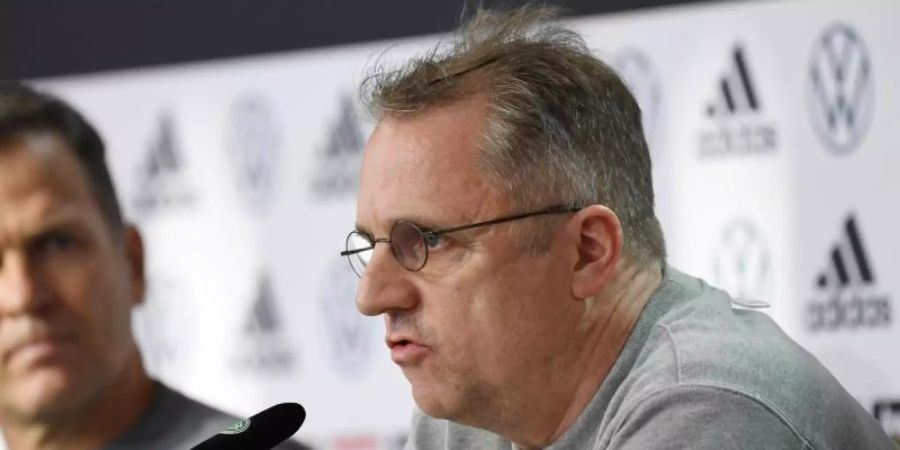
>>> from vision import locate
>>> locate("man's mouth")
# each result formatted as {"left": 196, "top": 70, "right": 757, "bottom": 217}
{"left": 5, "top": 334, "right": 78, "bottom": 367}
{"left": 388, "top": 338, "right": 413, "bottom": 349}
{"left": 386, "top": 335, "right": 430, "bottom": 364}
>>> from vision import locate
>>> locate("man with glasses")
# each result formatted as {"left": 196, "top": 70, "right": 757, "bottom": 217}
{"left": 342, "top": 5, "right": 892, "bottom": 450}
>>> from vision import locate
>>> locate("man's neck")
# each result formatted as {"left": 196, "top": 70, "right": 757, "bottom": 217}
{"left": 510, "top": 260, "right": 663, "bottom": 449}
{"left": 3, "top": 349, "right": 155, "bottom": 450}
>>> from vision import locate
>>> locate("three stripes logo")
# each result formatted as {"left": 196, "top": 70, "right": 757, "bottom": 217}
{"left": 807, "top": 214, "right": 891, "bottom": 331}
{"left": 131, "top": 112, "right": 195, "bottom": 216}
{"left": 310, "top": 93, "right": 365, "bottom": 199}
{"left": 815, "top": 215, "right": 872, "bottom": 289}
{"left": 698, "top": 45, "right": 777, "bottom": 158}
{"left": 705, "top": 46, "right": 759, "bottom": 117}
{"left": 807, "top": 23, "right": 874, "bottom": 154}
{"left": 231, "top": 273, "right": 296, "bottom": 375}
{"left": 244, "top": 275, "right": 282, "bottom": 336}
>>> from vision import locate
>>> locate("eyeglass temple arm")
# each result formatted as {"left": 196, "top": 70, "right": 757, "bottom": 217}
{"left": 429, "top": 206, "right": 582, "bottom": 236}
{"left": 340, "top": 237, "right": 391, "bottom": 256}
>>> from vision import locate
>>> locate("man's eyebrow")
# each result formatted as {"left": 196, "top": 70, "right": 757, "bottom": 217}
{"left": 6, "top": 216, "right": 91, "bottom": 250}
{"left": 31, "top": 216, "right": 90, "bottom": 237}
{"left": 354, "top": 215, "right": 448, "bottom": 237}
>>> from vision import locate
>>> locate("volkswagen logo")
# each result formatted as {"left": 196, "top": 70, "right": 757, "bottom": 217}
{"left": 712, "top": 220, "right": 772, "bottom": 304}
{"left": 807, "top": 23, "right": 874, "bottom": 154}
{"left": 228, "top": 93, "right": 281, "bottom": 211}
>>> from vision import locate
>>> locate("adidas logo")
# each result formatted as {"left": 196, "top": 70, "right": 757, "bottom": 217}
{"left": 706, "top": 46, "right": 760, "bottom": 117}
{"left": 697, "top": 45, "right": 777, "bottom": 158}
{"left": 814, "top": 215, "right": 873, "bottom": 289}
{"left": 807, "top": 214, "right": 891, "bottom": 331}
{"left": 310, "top": 94, "right": 365, "bottom": 199}
{"left": 231, "top": 274, "right": 295, "bottom": 374}
{"left": 131, "top": 113, "right": 195, "bottom": 216}
{"left": 244, "top": 275, "right": 281, "bottom": 335}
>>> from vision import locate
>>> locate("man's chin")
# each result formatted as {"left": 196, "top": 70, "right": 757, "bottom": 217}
{"left": 411, "top": 382, "right": 465, "bottom": 421}
{"left": 3, "top": 369, "right": 87, "bottom": 421}
{"left": 410, "top": 375, "right": 496, "bottom": 427}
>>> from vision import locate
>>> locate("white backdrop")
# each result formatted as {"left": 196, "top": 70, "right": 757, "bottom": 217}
{"left": 27, "top": 0, "right": 899, "bottom": 447}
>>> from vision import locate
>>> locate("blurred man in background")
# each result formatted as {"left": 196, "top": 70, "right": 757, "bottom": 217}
{"left": 343, "top": 6, "right": 894, "bottom": 449}
{"left": 0, "top": 83, "right": 307, "bottom": 450}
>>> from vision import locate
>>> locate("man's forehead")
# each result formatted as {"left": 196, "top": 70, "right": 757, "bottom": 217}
{"left": 356, "top": 100, "right": 502, "bottom": 234}
{"left": 0, "top": 134, "right": 100, "bottom": 231}
{"left": 370, "top": 97, "right": 490, "bottom": 171}
{"left": 367, "top": 116, "right": 477, "bottom": 170}
{"left": 1, "top": 133, "right": 90, "bottom": 188}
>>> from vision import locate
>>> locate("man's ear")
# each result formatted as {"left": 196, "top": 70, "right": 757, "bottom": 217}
{"left": 569, "top": 205, "right": 623, "bottom": 299}
{"left": 123, "top": 225, "right": 146, "bottom": 306}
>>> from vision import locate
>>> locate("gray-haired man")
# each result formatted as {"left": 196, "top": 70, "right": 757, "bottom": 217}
{"left": 342, "top": 6, "right": 893, "bottom": 449}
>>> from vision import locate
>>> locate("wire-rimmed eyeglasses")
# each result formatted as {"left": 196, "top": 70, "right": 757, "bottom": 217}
{"left": 340, "top": 205, "right": 581, "bottom": 277}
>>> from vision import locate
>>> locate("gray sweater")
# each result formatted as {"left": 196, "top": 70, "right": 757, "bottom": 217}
{"left": 404, "top": 268, "right": 894, "bottom": 449}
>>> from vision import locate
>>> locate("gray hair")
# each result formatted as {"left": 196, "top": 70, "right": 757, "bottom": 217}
{"left": 361, "top": 5, "right": 665, "bottom": 266}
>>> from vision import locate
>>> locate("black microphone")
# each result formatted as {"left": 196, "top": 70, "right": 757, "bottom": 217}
{"left": 191, "top": 402, "right": 306, "bottom": 450}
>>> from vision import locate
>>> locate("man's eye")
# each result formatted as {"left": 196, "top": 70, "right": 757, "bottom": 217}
{"left": 38, "top": 233, "right": 76, "bottom": 253}
{"left": 423, "top": 233, "right": 446, "bottom": 249}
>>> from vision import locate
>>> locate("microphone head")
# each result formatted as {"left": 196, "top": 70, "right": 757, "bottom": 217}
{"left": 192, "top": 402, "right": 306, "bottom": 450}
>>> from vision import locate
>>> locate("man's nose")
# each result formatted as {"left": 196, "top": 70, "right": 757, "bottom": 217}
{"left": 355, "top": 244, "right": 418, "bottom": 317}
{"left": 0, "top": 251, "right": 52, "bottom": 316}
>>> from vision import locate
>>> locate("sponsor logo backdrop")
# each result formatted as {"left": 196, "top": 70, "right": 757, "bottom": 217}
{"left": 29, "top": 0, "right": 898, "bottom": 446}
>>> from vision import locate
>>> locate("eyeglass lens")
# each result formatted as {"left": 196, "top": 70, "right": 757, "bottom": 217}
{"left": 345, "top": 222, "right": 428, "bottom": 276}
{"left": 390, "top": 221, "right": 427, "bottom": 272}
